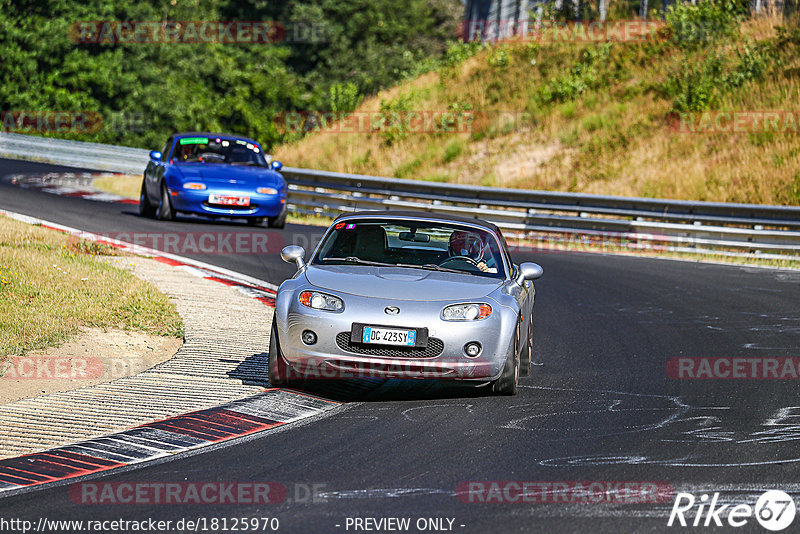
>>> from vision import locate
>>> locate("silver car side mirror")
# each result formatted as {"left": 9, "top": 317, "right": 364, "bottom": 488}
{"left": 281, "top": 245, "right": 306, "bottom": 268}
{"left": 516, "top": 262, "right": 543, "bottom": 285}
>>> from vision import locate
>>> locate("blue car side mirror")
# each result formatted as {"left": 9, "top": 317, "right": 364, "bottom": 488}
{"left": 149, "top": 150, "right": 162, "bottom": 161}
{"left": 271, "top": 160, "right": 283, "bottom": 171}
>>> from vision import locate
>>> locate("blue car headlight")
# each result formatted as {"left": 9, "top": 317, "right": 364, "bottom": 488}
{"left": 257, "top": 187, "right": 279, "bottom": 195}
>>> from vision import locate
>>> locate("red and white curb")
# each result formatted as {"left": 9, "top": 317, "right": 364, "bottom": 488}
{"left": 0, "top": 389, "right": 339, "bottom": 494}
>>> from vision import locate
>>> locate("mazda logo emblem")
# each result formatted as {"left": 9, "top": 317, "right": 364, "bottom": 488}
{"left": 384, "top": 306, "right": 400, "bottom": 315}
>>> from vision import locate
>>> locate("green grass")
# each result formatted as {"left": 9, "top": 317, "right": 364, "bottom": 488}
{"left": 0, "top": 216, "right": 183, "bottom": 361}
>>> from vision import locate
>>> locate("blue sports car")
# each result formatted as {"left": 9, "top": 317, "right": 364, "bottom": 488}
{"left": 139, "top": 132, "right": 288, "bottom": 228}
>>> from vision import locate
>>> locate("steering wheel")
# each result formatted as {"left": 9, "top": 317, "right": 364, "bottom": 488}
{"left": 439, "top": 255, "right": 480, "bottom": 268}
{"left": 199, "top": 152, "right": 225, "bottom": 162}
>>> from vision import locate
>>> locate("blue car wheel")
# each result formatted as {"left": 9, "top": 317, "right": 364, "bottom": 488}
{"left": 157, "top": 182, "right": 175, "bottom": 221}
{"left": 139, "top": 179, "right": 156, "bottom": 218}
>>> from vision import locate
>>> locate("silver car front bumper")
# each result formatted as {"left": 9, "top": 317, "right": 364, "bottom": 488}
{"left": 274, "top": 289, "right": 517, "bottom": 381}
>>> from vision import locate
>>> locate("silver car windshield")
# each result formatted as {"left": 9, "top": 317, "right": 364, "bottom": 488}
{"left": 314, "top": 220, "right": 506, "bottom": 279}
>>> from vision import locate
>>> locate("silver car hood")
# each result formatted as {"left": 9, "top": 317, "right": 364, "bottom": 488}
{"left": 304, "top": 265, "right": 502, "bottom": 301}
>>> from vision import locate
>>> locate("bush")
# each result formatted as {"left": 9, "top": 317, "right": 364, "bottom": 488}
{"left": 329, "top": 83, "right": 362, "bottom": 113}
{"left": 665, "top": 54, "right": 724, "bottom": 112}
{"left": 487, "top": 47, "right": 511, "bottom": 68}
{"left": 538, "top": 44, "right": 613, "bottom": 104}
{"left": 443, "top": 41, "right": 485, "bottom": 68}
{"left": 442, "top": 139, "right": 463, "bottom": 163}
{"left": 666, "top": 0, "right": 746, "bottom": 49}
{"left": 776, "top": 24, "right": 800, "bottom": 47}
{"left": 724, "top": 42, "right": 773, "bottom": 88}
{"left": 378, "top": 92, "right": 414, "bottom": 145}
{"left": 664, "top": 38, "right": 776, "bottom": 112}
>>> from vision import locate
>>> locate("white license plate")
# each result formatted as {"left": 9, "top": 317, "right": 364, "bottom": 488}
{"left": 209, "top": 194, "right": 250, "bottom": 206}
{"left": 362, "top": 326, "right": 417, "bottom": 347}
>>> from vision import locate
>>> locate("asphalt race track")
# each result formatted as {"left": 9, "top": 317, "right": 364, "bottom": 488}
{"left": 2, "top": 157, "right": 800, "bottom": 532}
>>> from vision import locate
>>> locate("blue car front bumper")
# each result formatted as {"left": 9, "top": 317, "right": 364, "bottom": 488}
{"left": 170, "top": 188, "right": 286, "bottom": 218}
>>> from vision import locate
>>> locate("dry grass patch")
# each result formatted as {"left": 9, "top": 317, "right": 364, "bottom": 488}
{"left": 274, "top": 16, "right": 800, "bottom": 205}
{"left": 92, "top": 174, "right": 142, "bottom": 199}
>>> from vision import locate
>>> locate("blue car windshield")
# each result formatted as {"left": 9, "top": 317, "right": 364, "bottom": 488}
{"left": 173, "top": 137, "right": 267, "bottom": 166}
{"left": 314, "top": 220, "right": 506, "bottom": 279}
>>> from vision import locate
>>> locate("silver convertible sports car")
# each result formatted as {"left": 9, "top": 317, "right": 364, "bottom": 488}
{"left": 270, "top": 211, "right": 543, "bottom": 395}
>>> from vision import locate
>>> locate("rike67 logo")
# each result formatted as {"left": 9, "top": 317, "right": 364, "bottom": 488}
{"left": 668, "top": 490, "right": 796, "bottom": 531}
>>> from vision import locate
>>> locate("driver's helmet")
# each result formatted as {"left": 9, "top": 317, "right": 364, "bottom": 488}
{"left": 448, "top": 230, "right": 485, "bottom": 262}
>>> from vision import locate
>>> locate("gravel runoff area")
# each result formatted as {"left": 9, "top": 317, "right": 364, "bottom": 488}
{"left": 0, "top": 256, "right": 272, "bottom": 459}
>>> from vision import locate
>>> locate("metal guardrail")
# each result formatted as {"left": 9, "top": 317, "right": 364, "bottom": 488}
{"left": 283, "top": 168, "right": 800, "bottom": 255}
{"left": 2, "top": 132, "right": 799, "bottom": 257}
{"left": 0, "top": 132, "right": 149, "bottom": 174}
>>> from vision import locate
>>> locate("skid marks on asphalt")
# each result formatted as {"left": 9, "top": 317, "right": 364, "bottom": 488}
{"left": 3, "top": 172, "right": 138, "bottom": 204}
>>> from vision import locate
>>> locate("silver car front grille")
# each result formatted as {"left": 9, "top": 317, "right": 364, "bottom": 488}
{"left": 335, "top": 332, "right": 444, "bottom": 358}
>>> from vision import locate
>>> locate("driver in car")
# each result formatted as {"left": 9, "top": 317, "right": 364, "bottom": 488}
{"left": 178, "top": 144, "right": 198, "bottom": 162}
{"left": 447, "top": 230, "right": 497, "bottom": 273}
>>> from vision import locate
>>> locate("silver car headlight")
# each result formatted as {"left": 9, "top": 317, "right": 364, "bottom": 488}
{"left": 441, "top": 303, "right": 492, "bottom": 321}
{"left": 299, "top": 290, "right": 344, "bottom": 312}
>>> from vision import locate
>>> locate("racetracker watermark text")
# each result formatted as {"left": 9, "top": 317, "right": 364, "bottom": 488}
{"left": 457, "top": 481, "right": 674, "bottom": 503}
{"left": 667, "top": 357, "right": 800, "bottom": 379}
{"left": 1, "top": 356, "right": 148, "bottom": 380}
{"left": 69, "top": 21, "right": 327, "bottom": 44}
{"left": 1, "top": 111, "right": 103, "bottom": 134}
{"left": 273, "top": 110, "right": 533, "bottom": 135}
{"left": 671, "top": 111, "right": 800, "bottom": 134}
{"left": 99, "top": 231, "right": 285, "bottom": 255}
{"left": 459, "top": 19, "right": 666, "bottom": 42}
{"left": 278, "top": 356, "right": 494, "bottom": 380}
{"left": 69, "top": 481, "right": 327, "bottom": 505}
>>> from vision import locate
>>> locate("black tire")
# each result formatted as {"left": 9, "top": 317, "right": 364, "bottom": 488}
{"left": 246, "top": 217, "right": 265, "bottom": 227}
{"left": 138, "top": 180, "right": 156, "bottom": 218}
{"left": 267, "top": 206, "right": 287, "bottom": 229}
{"left": 156, "top": 182, "right": 175, "bottom": 221}
{"left": 520, "top": 314, "right": 533, "bottom": 377}
{"left": 491, "top": 318, "right": 520, "bottom": 395}
{"left": 268, "top": 317, "right": 296, "bottom": 386}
